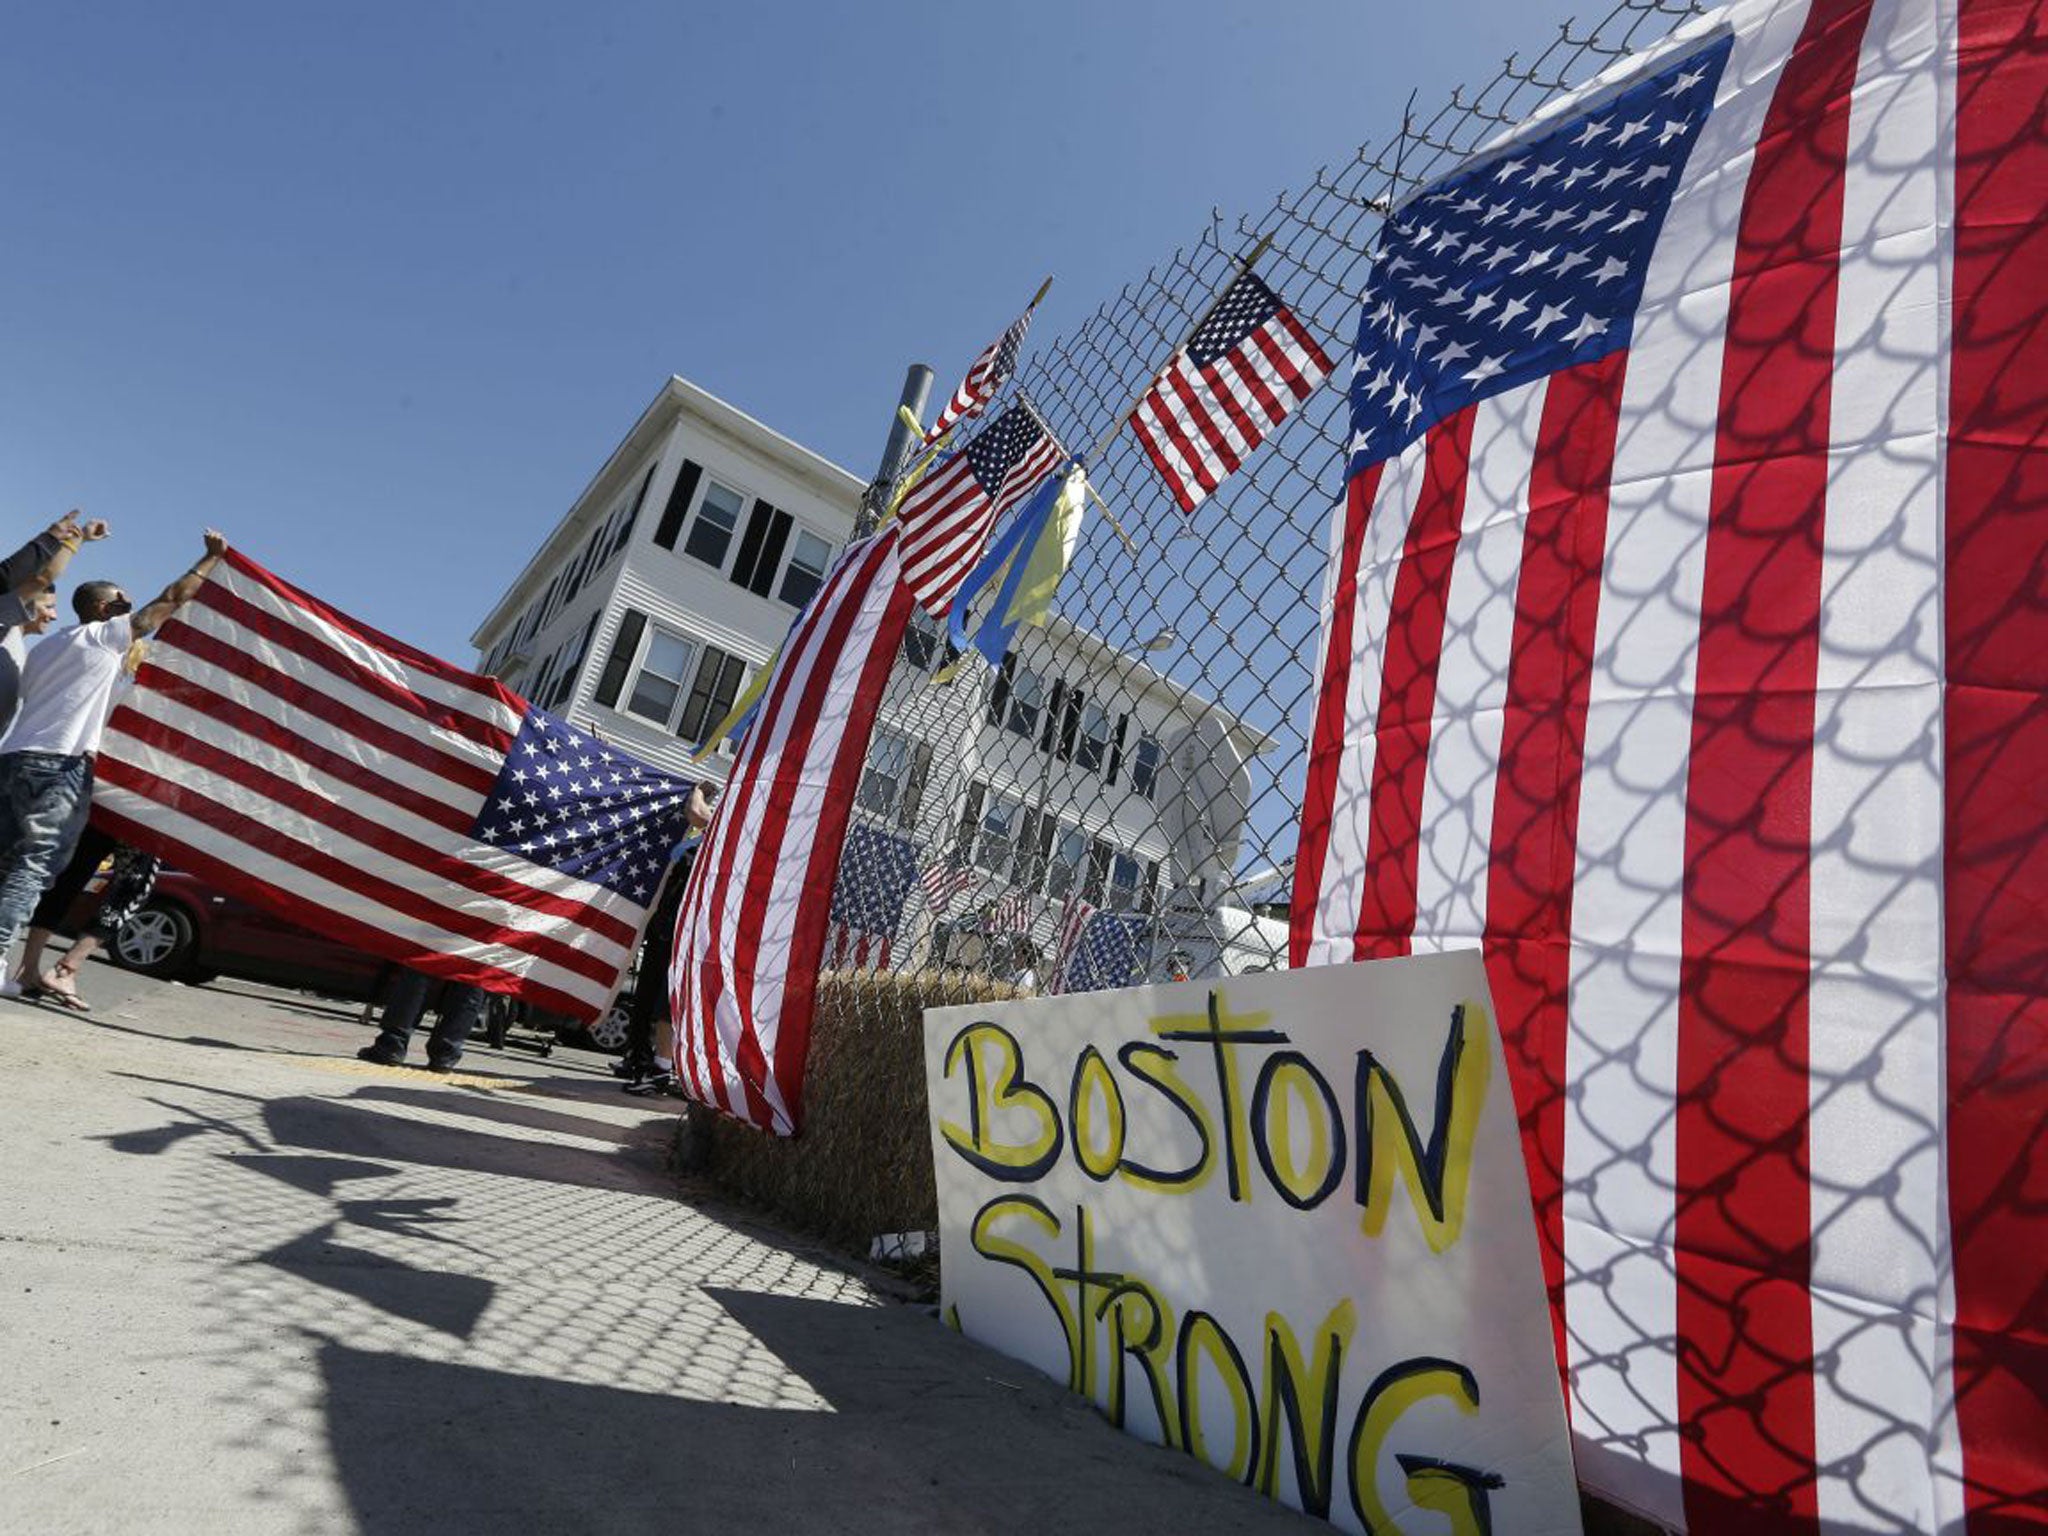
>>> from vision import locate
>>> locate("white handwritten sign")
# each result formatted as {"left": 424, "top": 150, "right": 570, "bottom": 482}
{"left": 924, "top": 951, "right": 1580, "bottom": 1534}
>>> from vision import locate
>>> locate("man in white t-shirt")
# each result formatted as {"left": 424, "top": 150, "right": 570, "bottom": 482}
{"left": 0, "top": 511, "right": 109, "bottom": 734}
{"left": 0, "top": 529, "right": 227, "bottom": 996}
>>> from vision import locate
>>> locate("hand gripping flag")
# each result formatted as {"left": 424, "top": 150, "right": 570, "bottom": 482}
{"left": 1129, "top": 269, "right": 1333, "bottom": 514}
{"left": 668, "top": 526, "right": 919, "bottom": 1134}
{"left": 1294, "top": 2, "right": 2048, "bottom": 1530}
{"left": 93, "top": 551, "right": 699, "bottom": 1019}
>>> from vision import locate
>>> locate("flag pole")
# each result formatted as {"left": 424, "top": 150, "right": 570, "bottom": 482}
{"left": 1016, "top": 395, "right": 1139, "bottom": 556}
{"left": 1084, "top": 234, "right": 1275, "bottom": 467}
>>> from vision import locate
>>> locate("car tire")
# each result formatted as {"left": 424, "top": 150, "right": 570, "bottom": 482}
{"left": 584, "top": 1001, "right": 632, "bottom": 1055}
{"left": 112, "top": 900, "right": 200, "bottom": 979}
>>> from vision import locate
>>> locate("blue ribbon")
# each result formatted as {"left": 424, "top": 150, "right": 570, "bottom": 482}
{"left": 945, "top": 468, "right": 1066, "bottom": 669}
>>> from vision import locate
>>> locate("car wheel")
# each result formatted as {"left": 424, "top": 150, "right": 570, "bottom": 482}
{"left": 113, "top": 901, "right": 199, "bottom": 979}
{"left": 582, "top": 1001, "right": 632, "bottom": 1054}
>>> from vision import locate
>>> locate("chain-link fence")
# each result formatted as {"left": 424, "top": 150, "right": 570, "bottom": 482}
{"left": 826, "top": 0, "right": 1703, "bottom": 1003}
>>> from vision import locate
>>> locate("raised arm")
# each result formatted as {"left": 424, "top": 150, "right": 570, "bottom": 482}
{"left": 132, "top": 530, "right": 228, "bottom": 637}
{"left": 3, "top": 511, "right": 108, "bottom": 601}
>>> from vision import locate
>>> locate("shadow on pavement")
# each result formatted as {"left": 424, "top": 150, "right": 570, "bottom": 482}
{"left": 259, "top": 1220, "right": 494, "bottom": 1341}
{"left": 261, "top": 1096, "right": 662, "bottom": 1197}
{"left": 227, "top": 1153, "right": 405, "bottom": 1196}
{"left": 317, "top": 1289, "right": 1311, "bottom": 1536}
{"left": 352, "top": 1084, "right": 652, "bottom": 1146}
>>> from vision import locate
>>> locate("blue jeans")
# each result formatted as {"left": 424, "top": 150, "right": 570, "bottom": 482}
{"left": 0, "top": 752, "right": 93, "bottom": 952}
{"left": 370, "top": 969, "right": 484, "bottom": 1069}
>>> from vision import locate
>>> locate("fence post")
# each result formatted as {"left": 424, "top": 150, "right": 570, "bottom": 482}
{"left": 856, "top": 363, "right": 933, "bottom": 539}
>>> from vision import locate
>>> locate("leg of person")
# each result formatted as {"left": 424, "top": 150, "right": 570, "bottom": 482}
{"left": 30, "top": 830, "right": 132, "bottom": 1010}
{"left": 359, "top": 966, "right": 432, "bottom": 1064}
{"left": 39, "top": 932, "right": 101, "bottom": 1011}
{"left": 16, "top": 823, "right": 113, "bottom": 991}
{"left": 618, "top": 870, "right": 685, "bottom": 1084}
{"left": 424, "top": 982, "right": 485, "bottom": 1073}
{"left": 0, "top": 754, "right": 92, "bottom": 995}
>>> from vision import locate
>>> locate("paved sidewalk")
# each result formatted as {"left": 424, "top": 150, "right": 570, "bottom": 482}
{"left": 0, "top": 964, "right": 1313, "bottom": 1535}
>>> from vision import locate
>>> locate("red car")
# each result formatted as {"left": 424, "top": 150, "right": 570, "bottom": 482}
{"left": 98, "top": 868, "right": 385, "bottom": 1000}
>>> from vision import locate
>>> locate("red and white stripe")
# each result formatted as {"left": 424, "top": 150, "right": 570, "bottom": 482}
{"left": 1295, "top": 1, "right": 2045, "bottom": 1529}
{"left": 822, "top": 922, "right": 891, "bottom": 972}
{"left": 94, "top": 552, "right": 641, "bottom": 1019}
{"left": 925, "top": 309, "right": 1031, "bottom": 446}
{"left": 1048, "top": 894, "right": 1096, "bottom": 995}
{"left": 668, "top": 527, "right": 914, "bottom": 1134}
{"left": 1130, "top": 297, "right": 1331, "bottom": 516}
{"left": 897, "top": 428, "right": 1064, "bottom": 618}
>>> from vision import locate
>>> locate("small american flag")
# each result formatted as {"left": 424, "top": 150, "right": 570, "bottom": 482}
{"left": 1129, "top": 269, "right": 1333, "bottom": 514}
{"left": 987, "top": 889, "right": 1032, "bottom": 934}
{"left": 897, "top": 405, "right": 1065, "bottom": 616}
{"left": 1048, "top": 894, "right": 1094, "bottom": 994}
{"left": 93, "top": 551, "right": 699, "bottom": 1020}
{"left": 924, "top": 305, "right": 1033, "bottom": 446}
{"left": 920, "top": 858, "right": 973, "bottom": 912}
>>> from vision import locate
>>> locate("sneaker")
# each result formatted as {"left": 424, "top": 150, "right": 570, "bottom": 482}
{"left": 425, "top": 1059, "right": 459, "bottom": 1075}
{"left": 623, "top": 1073, "right": 676, "bottom": 1097}
{"left": 356, "top": 1044, "right": 404, "bottom": 1066}
{"left": 0, "top": 978, "right": 21, "bottom": 1001}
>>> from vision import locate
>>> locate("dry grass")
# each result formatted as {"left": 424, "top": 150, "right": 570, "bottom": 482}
{"left": 699, "top": 969, "right": 1019, "bottom": 1252}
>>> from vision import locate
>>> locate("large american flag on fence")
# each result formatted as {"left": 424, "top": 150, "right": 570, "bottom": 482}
{"left": 669, "top": 527, "right": 916, "bottom": 1135}
{"left": 896, "top": 405, "right": 1065, "bottom": 617}
{"left": 1129, "top": 270, "right": 1333, "bottom": 514}
{"left": 1295, "top": 1, "right": 2047, "bottom": 1531}
{"left": 94, "top": 551, "right": 698, "bottom": 1019}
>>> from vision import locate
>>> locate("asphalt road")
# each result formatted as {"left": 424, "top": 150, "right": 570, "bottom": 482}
{"left": 0, "top": 960, "right": 1315, "bottom": 1535}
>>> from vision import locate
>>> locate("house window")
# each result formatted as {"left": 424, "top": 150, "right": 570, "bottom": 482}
{"left": 974, "top": 791, "right": 1024, "bottom": 877}
{"left": 858, "top": 730, "right": 913, "bottom": 818}
{"left": 1131, "top": 735, "right": 1163, "bottom": 799}
{"left": 1044, "top": 823, "right": 1089, "bottom": 902}
{"left": 778, "top": 529, "right": 833, "bottom": 609}
{"left": 1007, "top": 668, "right": 1045, "bottom": 740}
{"left": 1106, "top": 852, "right": 1145, "bottom": 911}
{"left": 905, "top": 608, "right": 942, "bottom": 672}
{"left": 676, "top": 646, "right": 747, "bottom": 745}
{"left": 624, "top": 630, "right": 697, "bottom": 726}
{"left": 683, "top": 481, "right": 746, "bottom": 569}
{"left": 1076, "top": 699, "right": 1113, "bottom": 773}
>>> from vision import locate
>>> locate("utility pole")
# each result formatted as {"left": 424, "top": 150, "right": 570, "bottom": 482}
{"left": 855, "top": 363, "right": 933, "bottom": 538}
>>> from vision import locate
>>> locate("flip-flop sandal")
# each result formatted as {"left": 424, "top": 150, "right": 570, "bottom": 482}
{"left": 36, "top": 978, "right": 92, "bottom": 1013}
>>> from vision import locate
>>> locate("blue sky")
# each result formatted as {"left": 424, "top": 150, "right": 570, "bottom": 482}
{"left": 3, "top": 0, "right": 1591, "bottom": 660}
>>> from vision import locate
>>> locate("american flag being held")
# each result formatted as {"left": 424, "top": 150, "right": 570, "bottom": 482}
{"left": 924, "top": 305, "right": 1032, "bottom": 447}
{"left": 896, "top": 404, "right": 1065, "bottom": 617}
{"left": 1129, "top": 269, "right": 1333, "bottom": 515}
{"left": 93, "top": 551, "right": 699, "bottom": 1019}
{"left": 1296, "top": 1, "right": 2044, "bottom": 1530}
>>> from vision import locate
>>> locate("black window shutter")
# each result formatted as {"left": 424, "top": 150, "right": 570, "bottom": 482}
{"left": 901, "top": 742, "right": 932, "bottom": 830}
{"left": 988, "top": 655, "right": 1015, "bottom": 727}
{"left": 957, "top": 782, "right": 987, "bottom": 851}
{"left": 1106, "top": 713, "right": 1129, "bottom": 785}
{"left": 729, "top": 501, "right": 775, "bottom": 590}
{"left": 618, "top": 462, "right": 658, "bottom": 554}
{"left": 653, "top": 460, "right": 703, "bottom": 551}
{"left": 593, "top": 609, "right": 647, "bottom": 707}
{"left": 1059, "top": 690, "right": 1083, "bottom": 761}
{"left": 748, "top": 509, "right": 792, "bottom": 598}
{"left": 1041, "top": 681, "right": 1065, "bottom": 752}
